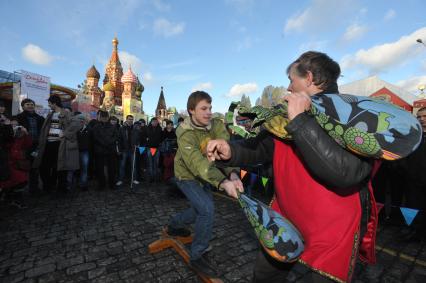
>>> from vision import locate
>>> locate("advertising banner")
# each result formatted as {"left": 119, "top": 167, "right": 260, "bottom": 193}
{"left": 20, "top": 70, "right": 50, "bottom": 115}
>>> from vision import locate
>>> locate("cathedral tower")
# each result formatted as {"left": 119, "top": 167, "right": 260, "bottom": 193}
{"left": 104, "top": 36, "right": 124, "bottom": 106}
{"left": 156, "top": 86, "right": 167, "bottom": 121}
{"left": 86, "top": 65, "right": 102, "bottom": 107}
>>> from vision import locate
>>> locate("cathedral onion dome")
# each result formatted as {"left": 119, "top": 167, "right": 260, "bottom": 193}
{"left": 136, "top": 83, "right": 144, "bottom": 93}
{"left": 121, "top": 67, "right": 137, "bottom": 84}
{"left": 86, "top": 65, "right": 100, "bottom": 79}
{"left": 136, "top": 77, "right": 144, "bottom": 93}
{"left": 103, "top": 82, "right": 114, "bottom": 92}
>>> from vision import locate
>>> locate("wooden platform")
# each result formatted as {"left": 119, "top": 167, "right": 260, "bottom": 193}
{"left": 148, "top": 228, "right": 223, "bottom": 283}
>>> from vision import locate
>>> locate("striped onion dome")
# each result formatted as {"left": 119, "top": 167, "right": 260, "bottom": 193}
{"left": 121, "top": 67, "right": 137, "bottom": 84}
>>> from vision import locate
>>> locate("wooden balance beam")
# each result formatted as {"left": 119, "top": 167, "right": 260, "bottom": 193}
{"left": 148, "top": 228, "right": 223, "bottom": 283}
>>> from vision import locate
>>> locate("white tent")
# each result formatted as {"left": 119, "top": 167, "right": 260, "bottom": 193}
{"left": 339, "top": 76, "right": 418, "bottom": 105}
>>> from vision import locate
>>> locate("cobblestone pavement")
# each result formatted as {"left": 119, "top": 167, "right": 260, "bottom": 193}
{"left": 0, "top": 182, "right": 425, "bottom": 283}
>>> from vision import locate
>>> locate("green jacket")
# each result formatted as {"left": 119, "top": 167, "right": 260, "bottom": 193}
{"left": 174, "top": 117, "right": 237, "bottom": 188}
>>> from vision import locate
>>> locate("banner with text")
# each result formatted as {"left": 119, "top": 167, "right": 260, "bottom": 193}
{"left": 20, "top": 70, "right": 50, "bottom": 115}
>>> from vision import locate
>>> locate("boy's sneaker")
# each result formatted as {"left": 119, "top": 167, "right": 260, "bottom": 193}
{"left": 115, "top": 181, "right": 123, "bottom": 186}
{"left": 190, "top": 255, "right": 219, "bottom": 278}
{"left": 166, "top": 226, "right": 191, "bottom": 237}
{"left": 133, "top": 180, "right": 140, "bottom": 185}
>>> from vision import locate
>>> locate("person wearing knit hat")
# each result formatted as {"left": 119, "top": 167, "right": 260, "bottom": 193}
{"left": 16, "top": 98, "right": 45, "bottom": 195}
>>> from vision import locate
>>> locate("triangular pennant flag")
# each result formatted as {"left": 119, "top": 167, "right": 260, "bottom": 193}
{"left": 139, "top": 147, "right": 146, "bottom": 154}
{"left": 250, "top": 173, "right": 257, "bottom": 183}
{"left": 150, "top": 148, "right": 157, "bottom": 156}
{"left": 376, "top": 202, "right": 384, "bottom": 214}
{"left": 240, "top": 170, "right": 248, "bottom": 179}
{"left": 400, "top": 207, "right": 419, "bottom": 226}
{"left": 261, "top": 177, "right": 268, "bottom": 187}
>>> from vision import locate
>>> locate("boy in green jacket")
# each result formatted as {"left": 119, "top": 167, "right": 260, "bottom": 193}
{"left": 168, "top": 91, "right": 243, "bottom": 278}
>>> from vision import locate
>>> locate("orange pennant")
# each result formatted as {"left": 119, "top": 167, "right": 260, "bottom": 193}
{"left": 150, "top": 148, "right": 157, "bottom": 156}
{"left": 240, "top": 170, "right": 247, "bottom": 179}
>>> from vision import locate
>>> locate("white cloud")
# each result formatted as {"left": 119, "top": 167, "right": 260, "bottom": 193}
{"left": 151, "top": 0, "right": 171, "bottom": 11}
{"left": 21, "top": 44, "right": 53, "bottom": 65}
{"left": 230, "top": 20, "right": 247, "bottom": 33}
{"left": 284, "top": 0, "right": 355, "bottom": 34}
{"left": 359, "top": 8, "right": 368, "bottom": 16}
{"left": 237, "top": 37, "right": 251, "bottom": 51}
{"left": 284, "top": 8, "right": 310, "bottom": 33}
{"left": 153, "top": 18, "right": 185, "bottom": 38}
{"left": 142, "top": 72, "right": 154, "bottom": 83}
{"left": 299, "top": 40, "right": 328, "bottom": 53}
{"left": 138, "top": 22, "right": 148, "bottom": 31}
{"left": 226, "top": 83, "right": 258, "bottom": 97}
{"left": 192, "top": 82, "right": 213, "bottom": 92}
{"left": 342, "top": 23, "right": 368, "bottom": 43}
{"left": 341, "top": 27, "right": 426, "bottom": 74}
{"left": 119, "top": 51, "right": 143, "bottom": 74}
{"left": 384, "top": 9, "right": 396, "bottom": 21}
{"left": 396, "top": 76, "right": 426, "bottom": 94}
{"left": 226, "top": 0, "right": 254, "bottom": 14}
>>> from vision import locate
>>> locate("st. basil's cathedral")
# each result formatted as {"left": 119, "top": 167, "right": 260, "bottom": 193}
{"left": 73, "top": 36, "right": 175, "bottom": 123}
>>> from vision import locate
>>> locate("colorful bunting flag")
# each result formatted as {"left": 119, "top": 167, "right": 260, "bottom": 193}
{"left": 250, "top": 173, "right": 257, "bottom": 183}
{"left": 240, "top": 170, "right": 247, "bottom": 179}
{"left": 400, "top": 207, "right": 419, "bottom": 226}
{"left": 150, "top": 148, "right": 157, "bottom": 156}
{"left": 139, "top": 147, "right": 146, "bottom": 154}
{"left": 261, "top": 177, "right": 268, "bottom": 187}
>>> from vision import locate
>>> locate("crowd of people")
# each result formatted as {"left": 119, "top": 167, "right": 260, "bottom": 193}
{"left": 0, "top": 95, "right": 181, "bottom": 207}
{"left": 0, "top": 50, "right": 425, "bottom": 282}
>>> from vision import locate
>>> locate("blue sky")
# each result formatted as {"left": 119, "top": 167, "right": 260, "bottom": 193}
{"left": 1, "top": 0, "right": 426, "bottom": 115}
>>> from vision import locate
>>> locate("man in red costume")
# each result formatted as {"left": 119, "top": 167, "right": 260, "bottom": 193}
{"left": 207, "top": 51, "right": 378, "bottom": 282}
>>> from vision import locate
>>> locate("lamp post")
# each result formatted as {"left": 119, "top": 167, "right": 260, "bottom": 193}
{"left": 417, "top": 38, "right": 426, "bottom": 47}
{"left": 416, "top": 39, "right": 426, "bottom": 98}
{"left": 418, "top": 85, "right": 426, "bottom": 99}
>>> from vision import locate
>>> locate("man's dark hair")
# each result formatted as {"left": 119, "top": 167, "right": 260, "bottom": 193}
{"left": 178, "top": 117, "right": 184, "bottom": 123}
{"left": 126, "top": 115, "right": 134, "bottom": 119}
{"left": 73, "top": 111, "right": 82, "bottom": 115}
{"left": 187, "top": 91, "right": 212, "bottom": 116}
{"left": 21, "top": 98, "right": 35, "bottom": 108}
{"left": 139, "top": 118, "right": 146, "bottom": 124}
{"left": 47, "top": 95, "right": 63, "bottom": 108}
{"left": 286, "top": 51, "right": 340, "bottom": 92}
{"left": 166, "top": 120, "right": 173, "bottom": 126}
{"left": 109, "top": 116, "right": 119, "bottom": 122}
